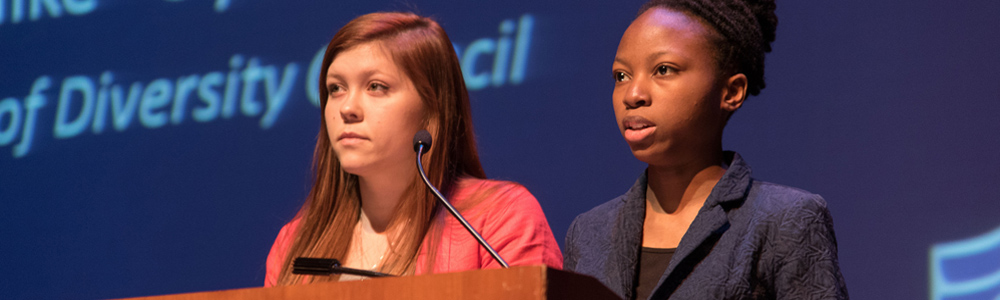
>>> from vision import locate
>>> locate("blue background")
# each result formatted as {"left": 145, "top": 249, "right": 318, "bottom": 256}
{"left": 2, "top": 1, "right": 999, "bottom": 299}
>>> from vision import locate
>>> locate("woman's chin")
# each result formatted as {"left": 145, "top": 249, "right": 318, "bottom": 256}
{"left": 628, "top": 146, "right": 675, "bottom": 167}
{"left": 626, "top": 143, "right": 653, "bottom": 158}
{"left": 627, "top": 141, "right": 657, "bottom": 159}
{"left": 337, "top": 159, "right": 373, "bottom": 177}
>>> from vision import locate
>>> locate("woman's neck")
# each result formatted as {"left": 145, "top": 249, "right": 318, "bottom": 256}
{"left": 646, "top": 153, "right": 726, "bottom": 214}
{"left": 356, "top": 168, "right": 414, "bottom": 232}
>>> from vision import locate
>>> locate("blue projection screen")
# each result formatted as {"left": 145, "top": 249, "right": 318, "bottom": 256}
{"left": 2, "top": 1, "right": 999, "bottom": 299}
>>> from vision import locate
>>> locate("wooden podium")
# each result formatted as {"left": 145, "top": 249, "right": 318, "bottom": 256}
{"left": 121, "top": 265, "right": 621, "bottom": 299}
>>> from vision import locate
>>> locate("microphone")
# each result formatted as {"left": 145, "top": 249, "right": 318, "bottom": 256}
{"left": 292, "top": 257, "right": 393, "bottom": 278}
{"left": 412, "top": 130, "right": 510, "bottom": 268}
{"left": 413, "top": 129, "right": 432, "bottom": 154}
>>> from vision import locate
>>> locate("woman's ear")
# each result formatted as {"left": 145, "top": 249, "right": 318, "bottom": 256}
{"left": 426, "top": 121, "right": 440, "bottom": 143}
{"left": 721, "top": 73, "right": 748, "bottom": 112}
{"left": 424, "top": 114, "right": 441, "bottom": 146}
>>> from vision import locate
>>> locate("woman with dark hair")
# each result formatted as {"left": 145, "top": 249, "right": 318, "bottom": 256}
{"left": 265, "top": 12, "right": 562, "bottom": 286}
{"left": 564, "top": 0, "right": 848, "bottom": 299}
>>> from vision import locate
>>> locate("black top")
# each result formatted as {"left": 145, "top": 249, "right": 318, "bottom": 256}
{"left": 635, "top": 247, "right": 675, "bottom": 300}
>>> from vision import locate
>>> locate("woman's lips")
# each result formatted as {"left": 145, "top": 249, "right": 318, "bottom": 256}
{"left": 621, "top": 115, "right": 656, "bottom": 143}
{"left": 338, "top": 132, "right": 368, "bottom": 145}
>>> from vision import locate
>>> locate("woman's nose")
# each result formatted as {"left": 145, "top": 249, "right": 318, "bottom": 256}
{"left": 622, "top": 79, "right": 651, "bottom": 109}
{"left": 339, "top": 92, "right": 363, "bottom": 123}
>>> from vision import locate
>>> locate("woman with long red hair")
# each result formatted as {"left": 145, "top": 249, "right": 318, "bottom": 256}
{"left": 265, "top": 12, "right": 562, "bottom": 285}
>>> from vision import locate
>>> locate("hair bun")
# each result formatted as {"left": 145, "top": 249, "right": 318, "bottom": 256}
{"left": 743, "top": 0, "right": 777, "bottom": 52}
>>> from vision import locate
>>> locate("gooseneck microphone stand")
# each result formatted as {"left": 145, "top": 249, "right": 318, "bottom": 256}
{"left": 413, "top": 130, "right": 509, "bottom": 268}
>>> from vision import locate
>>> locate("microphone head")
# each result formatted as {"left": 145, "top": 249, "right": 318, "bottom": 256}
{"left": 413, "top": 130, "right": 432, "bottom": 154}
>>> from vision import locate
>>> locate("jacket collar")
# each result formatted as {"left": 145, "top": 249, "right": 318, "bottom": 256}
{"left": 609, "top": 170, "right": 647, "bottom": 298}
{"left": 614, "top": 151, "right": 754, "bottom": 299}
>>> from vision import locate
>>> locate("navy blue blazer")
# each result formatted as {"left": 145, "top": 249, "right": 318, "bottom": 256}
{"left": 564, "top": 152, "right": 848, "bottom": 299}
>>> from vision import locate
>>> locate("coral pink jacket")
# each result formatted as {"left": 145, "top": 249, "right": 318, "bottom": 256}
{"left": 264, "top": 178, "right": 563, "bottom": 286}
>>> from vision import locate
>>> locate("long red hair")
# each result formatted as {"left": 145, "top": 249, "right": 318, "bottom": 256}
{"left": 276, "top": 12, "right": 485, "bottom": 285}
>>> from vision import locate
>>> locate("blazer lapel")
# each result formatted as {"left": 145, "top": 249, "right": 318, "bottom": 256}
{"left": 607, "top": 172, "right": 647, "bottom": 299}
{"left": 650, "top": 152, "right": 752, "bottom": 299}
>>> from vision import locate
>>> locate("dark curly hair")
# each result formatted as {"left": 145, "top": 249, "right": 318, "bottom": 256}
{"left": 638, "top": 0, "right": 777, "bottom": 96}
